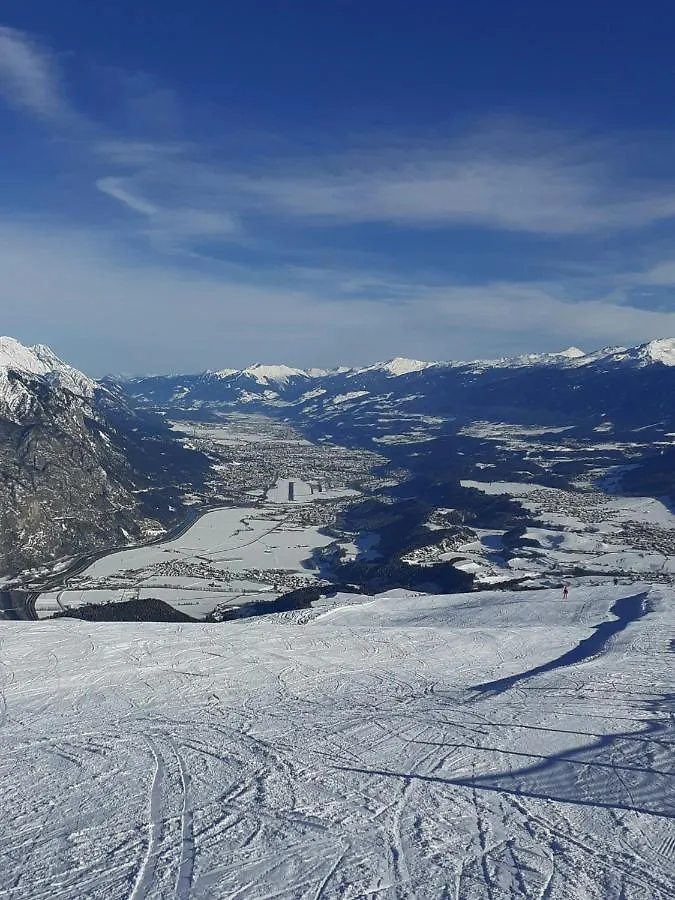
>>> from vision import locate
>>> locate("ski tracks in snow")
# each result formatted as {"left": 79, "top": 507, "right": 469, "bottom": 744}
{"left": 129, "top": 736, "right": 163, "bottom": 900}
{"left": 174, "top": 743, "right": 196, "bottom": 899}
{"left": 130, "top": 734, "right": 195, "bottom": 900}
{"left": 1, "top": 585, "right": 673, "bottom": 899}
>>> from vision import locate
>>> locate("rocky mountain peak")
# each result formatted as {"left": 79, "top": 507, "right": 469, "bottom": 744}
{"left": 0, "top": 336, "right": 97, "bottom": 402}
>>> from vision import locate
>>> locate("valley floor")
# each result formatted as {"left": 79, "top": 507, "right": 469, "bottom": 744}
{"left": 0, "top": 585, "right": 673, "bottom": 899}
{"left": 34, "top": 415, "right": 378, "bottom": 620}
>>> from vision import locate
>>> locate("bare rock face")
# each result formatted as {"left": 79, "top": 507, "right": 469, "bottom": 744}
{"left": 0, "top": 339, "right": 210, "bottom": 584}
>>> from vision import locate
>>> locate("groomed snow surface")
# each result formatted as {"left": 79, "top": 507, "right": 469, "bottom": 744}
{"left": 1, "top": 584, "right": 673, "bottom": 898}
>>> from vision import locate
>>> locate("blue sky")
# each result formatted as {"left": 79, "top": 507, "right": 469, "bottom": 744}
{"left": 2, "top": 1, "right": 675, "bottom": 374}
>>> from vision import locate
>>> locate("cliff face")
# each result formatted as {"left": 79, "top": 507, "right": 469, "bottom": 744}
{"left": 0, "top": 339, "right": 210, "bottom": 583}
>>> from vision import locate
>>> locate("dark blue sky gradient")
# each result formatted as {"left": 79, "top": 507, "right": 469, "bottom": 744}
{"left": 1, "top": 2, "right": 675, "bottom": 372}
{"left": 3, "top": 1, "right": 674, "bottom": 130}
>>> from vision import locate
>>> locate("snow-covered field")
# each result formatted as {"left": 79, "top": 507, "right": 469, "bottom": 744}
{"left": 33, "top": 415, "right": 375, "bottom": 620}
{"left": 453, "top": 481, "right": 675, "bottom": 587}
{"left": 1, "top": 584, "right": 672, "bottom": 898}
{"left": 35, "top": 477, "right": 359, "bottom": 619}
{"left": 172, "top": 418, "right": 313, "bottom": 447}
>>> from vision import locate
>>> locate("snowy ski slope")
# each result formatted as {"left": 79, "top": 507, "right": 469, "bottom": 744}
{"left": 0, "top": 584, "right": 672, "bottom": 898}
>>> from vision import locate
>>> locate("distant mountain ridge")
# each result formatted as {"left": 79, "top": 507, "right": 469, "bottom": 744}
{"left": 121, "top": 336, "right": 675, "bottom": 586}
{"left": 122, "top": 336, "right": 675, "bottom": 533}
{"left": 3, "top": 334, "right": 675, "bottom": 584}
{"left": 128, "top": 337, "right": 675, "bottom": 396}
{"left": 124, "top": 338, "right": 675, "bottom": 431}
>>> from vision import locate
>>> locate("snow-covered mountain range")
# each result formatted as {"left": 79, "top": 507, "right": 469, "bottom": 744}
{"left": 0, "top": 336, "right": 97, "bottom": 424}
{"left": 0, "top": 337, "right": 211, "bottom": 583}
{"left": 200, "top": 339, "right": 675, "bottom": 384}
{"left": 125, "top": 338, "right": 675, "bottom": 446}
{"left": 120, "top": 338, "right": 675, "bottom": 414}
{"left": 3, "top": 334, "right": 675, "bottom": 586}
{"left": 123, "top": 336, "right": 675, "bottom": 569}
{"left": 0, "top": 336, "right": 97, "bottom": 389}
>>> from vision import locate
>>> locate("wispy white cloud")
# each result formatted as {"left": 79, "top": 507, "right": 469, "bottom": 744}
{"left": 91, "top": 126, "right": 675, "bottom": 243}
{"left": 2, "top": 219, "right": 675, "bottom": 376}
{"left": 96, "top": 175, "right": 239, "bottom": 246}
{"left": 96, "top": 177, "right": 158, "bottom": 217}
{"left": 227, "top": 150, "right": 675, "bottom": 235}
{"left": 2, "top": 23, "right": 675, "bottom": 373}
{"left": 631, "top": 259, "right": 675, "bottom": 287}
{"left": 0, "top": 26, "right": 69, "bottom": 121}
{"left": 95, "top": 139, "right": 191, "bottom": 166}
{"left": 3, "top": 22, "right": 674, "bottom": 246}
